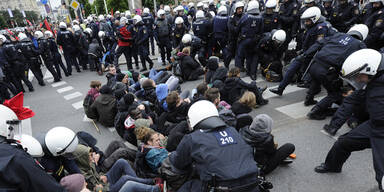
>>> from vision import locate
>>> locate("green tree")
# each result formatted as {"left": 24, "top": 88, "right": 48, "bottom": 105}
{"left": 0, "top": 15, "right": 7, "bottom": 28}
{"left": 107, "top": 0, "right": 129, "bottom": 14}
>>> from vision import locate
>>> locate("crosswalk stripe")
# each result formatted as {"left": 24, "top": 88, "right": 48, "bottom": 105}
{"left": 263, "top": 85, "right": 305, "bottom": 99}
{"left": 72, "top": 101, "right": 83, "bottom": 110}
{"left": 57, "top": 86, "right": 73, "bottom": 93}
{"left": 64, "top": 92, "right": 82, "bottom": 100}
{"left": 43, "top": 70, "right": 53, "bottom": 80}
{"left": 46, "top": 78, "right": 54, "bottom": 83}
{"left": 275, "top": 96, "right": 326, "bottom": 119}
{"left": 51, "top": 81, "right": 67, "bottom": 87}
{"left": 28, "top": 70, "right": 34, "bottom": 82}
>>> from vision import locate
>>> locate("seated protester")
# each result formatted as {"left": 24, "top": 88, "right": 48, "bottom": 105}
{"left": 130, "top": 71, "right": 142, "bottom": 92}
{"left": 89, "top": 85, "right": 117, "bottom": 127}
{"left": 211, "top": 66, "right": 228, "bottom": 89}
{"left": 178, "top": 47, "right": 204, "bottom": 81}
{"left": 140, "top": 128, "right": 169, "bottom": 173}
{"left": 240, "top": 114, "right": 295, "bottom": 175}
{"left": 191, "top": 82, "right": 208, "bottom": 103}
{"left": 135, "top": 123, "right": 167, "bottom": 147}
{"left": 231, "top": 91, "right": 256, "bottom": 116}
{"left": 156, "top": 84, "right": 169, "bottom": 112}
{"left": 60, "top": 174, "right": 91, "bottom": 192}
{"left": 73, "top": 145, "right": 156, "bottom": 192}
{"left": 88, "top": 38, "right": 104, "bottom": 75}
{"left": 205, "top": 87, "right": 236, "bottom": 127}
{"left": 165, "top": 91, "right": 191, "bottom": 123}
{"left": 113, "top": 73, "right": 130, "bottom": 101}
{"left": 115, "top": 93, "right": 139, "bottom": 139}
{"left": 84, "top": 81, "right": 101, "bottom": 118}
{"left": 221, "top": 67, "right": 268, "bottom": 105}
{"left": 106, "top": 66, "right": 117, "bottom": 88}
{"left": 136, "top": 79, "right": 158, "bottom": 105}
{"left": 204, "top": 56, "right": 220, "bottom": 84}
{"left": 99, "top": 140, "right": 137, "bottom": 173}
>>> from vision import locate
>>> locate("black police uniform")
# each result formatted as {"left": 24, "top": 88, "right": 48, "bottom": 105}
{"left": 225, "top": 12, "right": 243, "bottom": 67}
{"left": 128, "top": 24, "right": 140, "bottom": 69}
{"left": 19, "top": 39, "right": 45, "bottom": 86}
{"left": 73, "top": 30, "right": 89, "bottom": 70}
{"left": 154, "top": 17, "right": 172, "bottom": 64}
{"left": 169, "top": 116, "right": 260, "bottom": 192}
{"left": 47, "top": 37, "right": 69, "bottom": 78}
{"left": 330, "top": 2, "right": 360, "bottom": 32}
{"left": 172, "top": 24, "right": 188, "bottom": 48}
{"left": 37, "top": 38, "right": 60, "bottom": 82}
{"left": 136, "top": 23, "right": 154, "bottom": 70}
{"left": 142, "top": 13, "right": 156, "bottom": 55}
{"left": 322, "top": 2, "right": 334, "bottom": 21}
{"left": 279, "top": 0, "right": 300, "bottom": 60}
{"left": 365, "top": 8, "right": 384, "bottom": 50}
{"left": 57, "top": 29, "right": 81, "bottom": 74}
{"left": 303, "top": 32, "right": 366, "bottom": 118}
{"left": 212, "top": 14, "right": 229, "bottom": 65}
{"left": 263, "top": 11, "right": 281, "bottom": 32}
{"left": 0, "top": 139, "right": 65, "bottom": 191}
{"left": 193, "top": 18, "right": 213, "bottom": 67}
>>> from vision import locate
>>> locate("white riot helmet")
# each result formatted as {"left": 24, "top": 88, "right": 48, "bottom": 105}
{"left": 234, "top": 1, "right": 245, "bottom": 10}
{"left": 182, "top": 33, "right": 192, "bottom": 44}
{"left": 125, "top": 10, "right": 131, "bottom": 17}
{"left": 218, "top": 5, "right": 228, "bottom": 15}
{"left": 175, "top": 17, "right": 184, "bottom": 24}
{"left": 107, "top": 14, "right": 112, "bottom": 19}
{"left": 188, "top": 100, "right": 219, "bottom": 128}
{"left": 120, "top": 16, "right": 128, "bottom": 25}
{"left": 272, "top": 29, "right": 286, "bottom": 44}
{"left": 0, "top": 105, "right": 19, "bottom": 140}
{"left": 72, "top": 24, "right": 81, "bottom": 32}
{"left": 115, "top": 11, "right": 121, "bottom": 16}
{"left": 304, "top": 0, "right": 315, "bottom": 4}
{"left": 175, "top": 6, "right": 184, "bottom": 13}
{"left": 143, "top": 8, "right": 150, "bottom": 14}
{"left": 44, "top": 30, "right": 53, "bottom": 38}
{"left": 347, "top": 24, "right": 369, "bottom": 41}
{"left": 369, "top": 0, "right": 384, "bottom": 4}
{"left": 98, "top": 31, "right": 105, "bottom": 39}
{"left": 98, "top": 14, "right": 105, "bottom": 22}
{"left": 197, "top": 2, "right": 204, "bottom": 9}
{"left": 196, "top": 10, "right": 205, "bottom": 19}
{"left": 164, "top": 5, "right": 171, "bottom": 12}
{"left": 203, "top": 4, "right": 209, "bottom": 10}
{"left": 34, "top": 31, "right": 44, "bottom": 39}
{"left": 0, "top": 34, "right": 7, "bottom": 42}
{"left": 210, "top": 11, "right": 216, "bottom": 17}
{"left": 84, "top": 28, "right": 92, "bottom": 35}
{"left": 157, "top": 9, "right": 166, "bottom": 18}
{"left": 133, "top": 15, "right": 143, "bottom": 25}
{"left": 59, "top": 22, "right": 67, "bottom": 29}
{"left": 19, "top": 134, "right": 44, "bottom": 157}
{"left": 44, "top": 127, "right": 78, "bottom": 157}
{"left": 247, "top": 0, "right": 260, "bottom": 14}
{"left": 209, "top": 0, "right": 215, "bottom": 5}
{"left": 341, "top": 49, "right": 384, "bottom": 89}
{"left": 265, "top": 0, "right": 277, "bottom": 8}
{"left": 72, "top": 20, "right": 79, "bottom": 25}
{"left": 18, "top": 33, "right": 27, "bottom": 41}
{"left": 87, "top": 16, "right": 93, "bottom": 22}
{"left": 188, "top": 2, "right": 195, "bottom": 8}
{"left": 301, "top": 6, "right": 321, "bottom": 24}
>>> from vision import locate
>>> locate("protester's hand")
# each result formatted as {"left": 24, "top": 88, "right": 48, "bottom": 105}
{"left": 92, "top": 152, "right": 100, "bottom": 165}
{"left": 183, "top": 98, "right": 191, "bottom": 103}
{"left": 100, "top": 175, "right": 108, "bottom": 183}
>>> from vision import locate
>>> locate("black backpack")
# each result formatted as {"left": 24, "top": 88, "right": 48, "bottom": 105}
{"left": 134, "top": 146, "right": 158, "bottom": 178}
{"left": 83, "top": 94, "right": 94, "bottom": 118}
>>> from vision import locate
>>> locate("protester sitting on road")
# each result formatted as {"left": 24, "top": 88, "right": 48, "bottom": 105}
{"left": 205, "top": 57, "right": 220, "bottom": 84}
{"left": 240, "top": 114, "right": 295, "bottom": 175}
{"left": 191, "top": 83, "right": 207, "bottom": 103}
{"left": 140, "top": 128, "right": 169, "bottom": 173}
{"left": 231, "top": 91, "right": 257, "bottom": 116}
{"left": 165, "top": 91, "right": 191, "bottom": 123}
{"left": 205, "top": 87, "right": 236, "bottom": 127}
{"left": 84, "top": 81, "right": 101, "bottom": 118}
{"left": 115, "top": 93, "right": 139, "bottom": 140}
{"left": 113, "top": 73, "right": 130, "bottom": 101}
{"left": 106, "top": 66, "right": 117, "bottom": 88}
{"left": 88, "top": 85, "right": 117, "bottom": 127}
{"left": 179, "top": 47, "right": 205, "bottom": 81}
{"left": 60, "top": 174, "right": 91, "bottom": 192}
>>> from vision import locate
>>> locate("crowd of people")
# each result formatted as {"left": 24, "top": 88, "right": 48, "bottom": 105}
{"left": 2, "top": 0, "right": 384, "bottom": 191}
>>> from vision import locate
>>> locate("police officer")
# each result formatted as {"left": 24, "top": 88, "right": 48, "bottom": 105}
{"left": 322, "top": 0, "right": 334, "bottom": 21}
{"left": 172, "top": 17, "right": 188, "bottom": 48}
{"left": 134, "top": 15, "right": 154, "bottom": 71}
{"left": 213, "top": 5, "right": 229, "bottom": 64}
{"left": 98, "top": 14, "right": 115, "bottom": 53}
{"left": 0, "top": 35, "right": 18, "bottom": 98}
{"left": 0, "top": 105, "right": 66, "bottom": 191}
{"left": 361, "top": 0, "right": 376, "bottom": 23}
{"left": 154, "top": 9, "right": 172, "bottom": 66}
{"left": 87, "top": 16, "right": 99, "bottom": 44}
{"left": 263, "top": 0, "right": 281, "bottom": 32}
{"left": 257, "top": 29, "right": 287, "bottom": 82}
{"left": 193, "top": 10, "right": 213, "bottom": 67}
{"left": 235, "top": 0, "right": 264, "bottom": 80}
{"left": 314, "top": 48, "right": 384, "bottom": 192}
{"left": 180, "top": 34, "right": 206, "bottom": 67}
{"left": 72, "top": 25, "right": 89, "bottom": 70}
{"left": 304, "top": 24, "right": 367, "bottom": 119}
{"left": 225, "top": 1, "right": 244, "bottom": 68}
{"left": 44, "top": 31, "right": 70, "bottom": 79}
{"left": 115, "top": 17, "right": 133, "bottom": 70}
{"left": 35, "top": 31, "right": 60, "bottom": 82}
{"left": 330, "top": 0, "right": 360, "bottom": 32}
{"left": 142, "top": 8, "right": 156, "bottom": 56}
{"left": 365, "top": 0, "right": 384, "bottom": 50}
{"left": 174, "top": 6, "right": 191, "bottom": 30}
{"left": 37, "top": 126, "right": 81, "bottom": 181}
{"left": 18, "top": 33, "right": 45, "bottom": 86}
{"left": 57, "top": 22, "right": 81, "bottom": 75}
{"left": 279, "top": 0, "right": 300, "bottom": 61}
{"left": 164, "top": 5, "right": 174, "bottom": 28}
{"left": 169, "top": 100, "right": 261, "bottom": 192}
{"left": 270, "top": 7, "right": 330, "bottom": 96}
{"left": 127, "top": 18, "right": 141, "bottom": 69}
{"left": 188, "top": 2, "right": 196, "bottom": 20}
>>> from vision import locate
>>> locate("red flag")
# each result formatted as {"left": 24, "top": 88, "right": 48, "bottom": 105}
{"left": 5, "top": 28, "right": 18, "bottom": 41}
{"left": 44, "top": 19, "right": 53, "bottom": 33}
{"left": 111, "top": 8, "right": 114, "bottom": 17}
{"left": 26, "top": 19, "right": 32, "bottom": 26}
{"left": 39, "top": 22, "right": 43, "bottom": 28}
{"left": 3, "top": 92, "right": 35, "bottom": 120}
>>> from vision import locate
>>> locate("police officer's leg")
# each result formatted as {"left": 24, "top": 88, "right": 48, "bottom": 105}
{"left": 198, "top": 47, "right": 207, "bottom": 67}
{"left": 165, "top": 37, "right": 172, "bottom": 63}
{"left": 114, "top": 46, "right": 124, "bottom": 69}
{"left": 316, "top": 121, "right": 371, "bottom": 173}
{"left": 7, "top": 68, "right": 24, "bottom": 93}
{"left": 88, "top": 55, "right": 96, "bottom": 71}
{"left": 63, "top": 50, "right": 73, "bottom": 75}
{"left": 235, "top": 40, "right": 246, "bottom": 70}
{"left": 139, "top": 46, "right": 147, "bottom": 71}
{"left": 17, "top": 64, "right": 34, "bottom": 91}
{"left": 45, "top": 59, "right": 60, "bottom": 82}
{"left": 55, "top": 52, "right": 69, "bottom": 76}
{"left": 270, "top": 58, "right": 303, "bottom": 95}
{"left": 150, "top": 33, "right": 155, "bottom": 55}
{"left": 224, "top": 40, "right": 235, "bottom": 68}
{"left": 110, "top": 42, "right": 117, "bottom": 64}
{"left": 159, "top": 40, "right": 166, "bottom": 64}
{"left": 132, "top": 46, "right": 140, "bottom": 69}
{"left": 29, "top": 60, "right": 45, "bottom": 86}
{"left": 71, "top": 52, "right": 81, "bottom": 72}
{"left": 122, "top": 46, "right": 133, "bottom": 70}
{"left": 370, "top": 121, "right": 384, "bottom": 190}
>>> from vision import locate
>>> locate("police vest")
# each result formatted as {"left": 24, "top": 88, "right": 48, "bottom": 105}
{"left": 156, "top": 19, "right": 170, "bottom": 37}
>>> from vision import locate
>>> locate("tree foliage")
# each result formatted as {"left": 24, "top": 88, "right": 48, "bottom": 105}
{"left": 0, "top": 9, "right": 39, "bottom": 28}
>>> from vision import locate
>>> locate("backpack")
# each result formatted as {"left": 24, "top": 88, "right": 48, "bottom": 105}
{"left": 134, "top": 146, "right": 159, "bottom": 178}
{"left": 83, "top": 94, "right": 94, "bottom": 118}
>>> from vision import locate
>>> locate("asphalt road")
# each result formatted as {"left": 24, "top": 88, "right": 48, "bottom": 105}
{"left": 21, "top": 52, "right": 377, "bottom": 192}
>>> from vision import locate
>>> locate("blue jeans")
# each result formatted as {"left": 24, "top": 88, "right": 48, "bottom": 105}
{"left": 119, "top": 181, "right": 160, "bottom": 192}
{"left": 149, "top": 69, "right": 164, "bottom": 82}
{"left": 106, "top": 159, "right": 154, "bottom": 192}
{"left": 279, "top": 58, "right": 302, "bottom": 90}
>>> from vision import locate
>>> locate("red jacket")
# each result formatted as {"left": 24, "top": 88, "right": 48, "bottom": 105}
{"left": 117, "top": 26, "right": 132, "bottom": 47}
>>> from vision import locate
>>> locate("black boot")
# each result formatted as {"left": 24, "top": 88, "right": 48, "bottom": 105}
{"left": 314, "top": 163, "right": 341, "bottom": 173}
{"left": 269, "top": 87, "right": 283, "bottom": 96}
{"left": 307, "top": 106, "right": 326, "bottom": 120}
{"left": 304, "top": 95, "right": 317, "bottom": 106}
{"left": 323, "top": 124, "right": 338, "bottom": 136}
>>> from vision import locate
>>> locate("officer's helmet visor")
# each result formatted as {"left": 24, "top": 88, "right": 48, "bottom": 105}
{"left": 6, "top": 119, "right": 21, "bottom": 140}
{"left": 341, "top": 75, "right": 368, "bottom": 90}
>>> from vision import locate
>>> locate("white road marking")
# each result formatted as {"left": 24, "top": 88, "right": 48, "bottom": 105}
{"left": 28, "top": 70, "right": 34, "bottom": 82}
{"left": 46, "top": 78, "right": 54, "bottom": 83}
{"left": 275, "top": 96, "right": 326, "bottom": 119}
{"left": 264, "top": 85, "right": 305, "bottom": 99}
{"left": 64, "top": 92, "right": 82, "bottom": 100}
{"left": 51, "top": 81, "right": 67, "bottom": 87}
{"left": 72, "top": 101, "right": 83, "bottom": 110}
{"left": 108, "top": 128, "right": 115, "bottom": 132}
{"left": 43, "top": 70, "right": 53, "bottom": 80}
{"left": 57, "top": 86, "right": 73, "bottom": 93}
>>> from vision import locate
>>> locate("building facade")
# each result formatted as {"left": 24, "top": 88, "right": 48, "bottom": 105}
{"left": 0, "top": 0, "right": 39, "bottom": 13}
